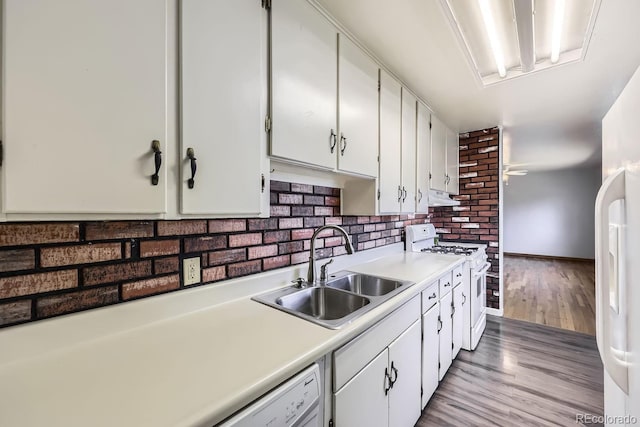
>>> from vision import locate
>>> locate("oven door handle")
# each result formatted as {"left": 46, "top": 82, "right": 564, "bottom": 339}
{"left": 472, "top": 262, "right": 491, "bottom": 278}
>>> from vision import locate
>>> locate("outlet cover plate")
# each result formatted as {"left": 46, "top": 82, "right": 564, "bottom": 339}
{"left": 183, "top": 257, "right": 201, "bottom": 286}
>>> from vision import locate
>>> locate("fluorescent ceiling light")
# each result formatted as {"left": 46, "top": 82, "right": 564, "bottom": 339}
{"left": 440, "top": 0, "right": 600, "bottom": 86}
{"left": 478, "top": 0, "right": 506, "bottom": 77}
{"left": 550, "top": 0, "right": 566, "bottom": 63}
{"left": 514, "top": 0, "right": 535, "bottom": 72}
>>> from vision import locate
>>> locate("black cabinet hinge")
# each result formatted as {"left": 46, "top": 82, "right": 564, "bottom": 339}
{"left": 261, "top": 174, "right": 265, "bottom": 193}
{"left": 452, "top": 342, "right": 454, "bottom": 350}
{"left": 0, "top": 140, "right": 3, "bottom": 167}
{"left": 377, "top": 189, "right": 380, "bottom": 200}
{"left": 378, "top": 79, "right": 381, "bottom": 91}
{"left": 421, "top": 387, "right": 424, "bottom": 396}
{"left": 429, "top": 122, "right": 432, "bottom": 130}
{"left": 438, "top": 362, "right": 441, "bottom": 369}
{"left": 329, "top": 419, "right": 334, "bottom": 427}
{"left": 261, "top": 0, "right": 271, "bottom": 9}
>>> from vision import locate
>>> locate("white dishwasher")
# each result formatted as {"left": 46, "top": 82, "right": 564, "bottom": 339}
{"left": 219, "top": 363, "right": 322, "bottom": 427}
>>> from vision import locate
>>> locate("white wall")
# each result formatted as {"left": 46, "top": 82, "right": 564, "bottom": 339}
{"left": 503, "top": 166, "right": 601, "bottom": 259}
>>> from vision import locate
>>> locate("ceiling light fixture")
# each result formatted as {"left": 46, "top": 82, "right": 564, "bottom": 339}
{"left": 513, "top": 0, "right": 535, "bottom": 73}
{"left": 550, "top": 0, "right": 566, "bottom": 63}
{"left": 478, "top": 0, "right": 506, "bottom": 77}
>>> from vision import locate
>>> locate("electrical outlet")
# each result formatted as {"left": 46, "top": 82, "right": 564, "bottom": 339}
{"left": 183, "top": 257, "right": 201, "bottom": 286}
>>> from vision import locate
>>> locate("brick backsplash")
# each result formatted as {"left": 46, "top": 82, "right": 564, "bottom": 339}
{"left": 430, "top": 127, "right": 501, "bottom": 309}
{"left": 0, "top": 182, "right": 428, "bottom": 328}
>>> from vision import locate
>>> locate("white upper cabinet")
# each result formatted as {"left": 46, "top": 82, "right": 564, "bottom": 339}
{"left": 400, "top": 89, "right": 417, "bottom": 213}
{"left": 270, "top": 0, "right": 337, "bottom": 170}
{"left": 337, "top": 35, "right": 379, "bottom": 177}
{"left": 446, "top": 127, "right": 460, "bottom": 195}
{"left": 416, "top": 102, "right": 431, "bottom": 212}
{"left": 378, "top": 70, "right": 403, "bottom": 214}
{"left": 180, "top": 0, "right": 267, "bottom": 216}
{"left": 3, "top": 0, "right": 168, "bottom": 214}
{"left": 430, "top": 115, "right": 447, "bottom": 192}
{"left": 430, "top": 114, "right": 459, "bottom": 195}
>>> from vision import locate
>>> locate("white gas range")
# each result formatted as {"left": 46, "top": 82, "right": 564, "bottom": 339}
{"left": 406, "top": 224, "right": 490, "bottom": 350}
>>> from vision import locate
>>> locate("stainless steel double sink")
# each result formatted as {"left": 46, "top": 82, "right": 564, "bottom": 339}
{"left": 252, "top": 271, "right": 414, "bottom": 329}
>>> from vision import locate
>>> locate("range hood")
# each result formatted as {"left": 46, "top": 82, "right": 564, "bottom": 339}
{"left": 428, "top": 190, "right": 460, "bottom": 207}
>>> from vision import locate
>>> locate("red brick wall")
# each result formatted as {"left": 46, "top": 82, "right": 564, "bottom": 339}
{"left": 0, "top": 181, "right": 428, "bottom": 328}
{"left": 430, "top": 127, "right": 501, "bottom": 309}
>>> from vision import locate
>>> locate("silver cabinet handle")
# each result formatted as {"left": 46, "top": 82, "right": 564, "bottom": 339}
{"left": 340, "top": 133, "right": 347, "bottom": 155}
{"left": 444, "top": 282, "right": 451, "bottom": 287}
{"left": 418, "top": 189, "right": 423, "bottom": 202}
{"left": 398, "top": 185, "right": 402, "bottom": 202}
{"left": 402, "top": 186, "right": 407, "bottom": 202}
{"left": 462, "top": 293, "right": 467, "bottom": 305}
{"left": 428, "top": 292, "right": 437, "bottom": 300}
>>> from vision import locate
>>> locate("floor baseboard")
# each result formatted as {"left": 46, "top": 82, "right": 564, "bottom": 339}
{"left": 504, "top": 252, "right": 594, "bottom": 263}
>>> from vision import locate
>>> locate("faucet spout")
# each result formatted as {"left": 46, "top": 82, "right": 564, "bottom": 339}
{"left": 307, "top": 225, "right": 354, "bottom": 284}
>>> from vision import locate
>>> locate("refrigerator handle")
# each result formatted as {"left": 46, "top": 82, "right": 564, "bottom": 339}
{"left": 595, "top": 168, "right": 628, "bottom": 393}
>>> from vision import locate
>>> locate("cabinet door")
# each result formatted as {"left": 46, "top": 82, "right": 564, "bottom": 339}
{"left": 446, "top": 128, "right": 460, "bottom": 195}
{"left": 452, "top": 284, "right": 464, "bottom": 358}
{"left": 439, "top": 291, "right": 453, "bottom": 381}
{"left": 334, "top": 350, "right": 388, "bottom": 427}
{"left": 400, "top": 89, "right": 417, "bottom": 213}
{"left": 430, "top": 115, "right": 447, "bottom": 192}
{"left": 3, "top": 0, "right": 167, "bottom": 214}
{"left": 389, "top": 321, "right": 421, "bottom": 427}
{"left": 180, "top": 0, "right": 265, "bottom": 215}
{"left": 422, "top": 303, "right": 440, "bottom": 409}
{"left": 338, "top": 35, "right": 379, "bottom": 177}
{"left": 378, "top": 70, "right": 402, "bottom": 213}
{"left": 271, "top": 0, "right": 337, "bottom": 170}
{"left": 416, "top": 102, "right": 431, "bottom": 213}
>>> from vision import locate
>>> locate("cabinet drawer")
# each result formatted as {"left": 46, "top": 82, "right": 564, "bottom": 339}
{"left": 333, "top": 295, "right": 420, "bottom": 391}
{"left": 421, "top": 281, "right": 439, "bottom": 313}
{"left": 452, "top": 265, "right": 464, "bottom": 287}
{"left": 439, "top": 271, "right": 454, "bottom": 297}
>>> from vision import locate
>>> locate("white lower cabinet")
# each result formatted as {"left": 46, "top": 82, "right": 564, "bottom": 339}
{"left": 334, "top": 350, "right": 388, "bottom": 427}
{"left": 452, "top": 284, "right": 465, "bottom": 359}
{"left": 421, "top": 302, "right": 440, "bottom": 409}
{"left": 332, "top": 296, "right": 421, "bottom": 427}
{"left": 438, "top": 290, "right": 453, "bottom": 381}
{"left": 388, "top": 321, "right": 422, "bottom": 427}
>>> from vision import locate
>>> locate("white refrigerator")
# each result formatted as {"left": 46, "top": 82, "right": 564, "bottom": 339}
{"left": 598, "top": 64, "right": 640, "bottom": 426}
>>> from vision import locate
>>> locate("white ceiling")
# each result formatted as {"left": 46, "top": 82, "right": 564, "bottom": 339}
{"left": 316, "top": 0, "right": 640, "bottom": 171}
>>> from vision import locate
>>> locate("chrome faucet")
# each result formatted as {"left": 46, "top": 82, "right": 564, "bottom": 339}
{"left": 307, "top": 225, "right": 355, "bottom": 285}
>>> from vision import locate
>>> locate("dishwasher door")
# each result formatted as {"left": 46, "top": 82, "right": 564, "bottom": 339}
{"left": 219, "top": 364, "right": 321, "bottom": 427}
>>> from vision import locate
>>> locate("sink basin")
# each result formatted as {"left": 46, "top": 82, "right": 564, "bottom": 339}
{"left": 252, "top": 271, "right": 414, "bottom": 329}
{"left": 276, "top": 287, "right": 369, "bottom": 320}
{"left": 326, "top": 273, "right": 405, "bottom": 296}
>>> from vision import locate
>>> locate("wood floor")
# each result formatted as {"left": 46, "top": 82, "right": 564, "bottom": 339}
{"left": 416, "top": 316, "right": 604, "bottom": 427}
{"left": 503, "top": 255, "right": 596, "bottom": 335}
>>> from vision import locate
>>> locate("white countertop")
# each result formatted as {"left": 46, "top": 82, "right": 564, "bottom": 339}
{"left": 0, "top": 244, "right": 463, "bottom": 427}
